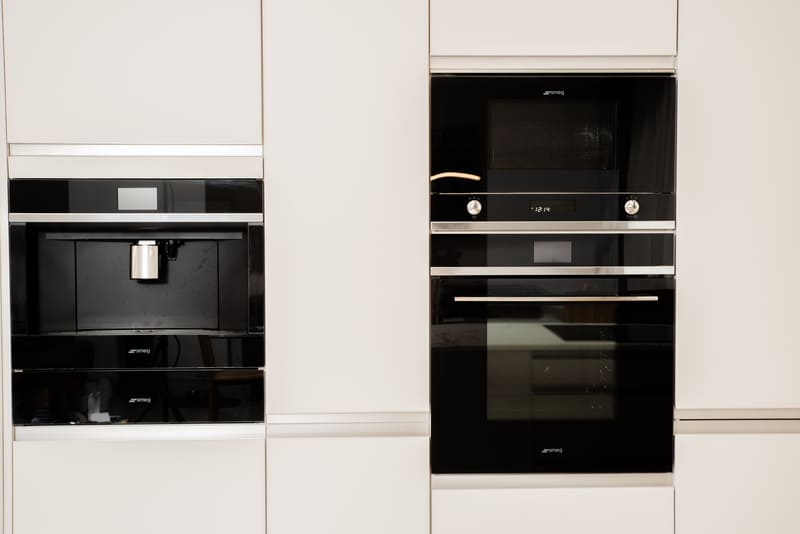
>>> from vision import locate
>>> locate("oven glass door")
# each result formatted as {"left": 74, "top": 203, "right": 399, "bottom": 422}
{"left": 431, "top": 276, "right": 674, "bottom": 474}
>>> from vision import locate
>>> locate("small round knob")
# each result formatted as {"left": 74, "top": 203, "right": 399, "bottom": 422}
{"left": 624, "top": 199, "right": 640, "bottom": 216}
{"left": 466, "top": 199, "right": 483, "bottom": 216}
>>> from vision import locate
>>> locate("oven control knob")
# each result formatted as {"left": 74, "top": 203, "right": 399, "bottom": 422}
{"left": 624, "top": 199, "right": 640, "bottom": 216}
{"left": 466, "top": 199, "right": 483, "bottom": 216}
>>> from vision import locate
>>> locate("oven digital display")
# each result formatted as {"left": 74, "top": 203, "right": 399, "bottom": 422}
{"left": 529, "top": 199, "right": 576, "bottom": 215}
{"left": 533, "top": 241, "right": 573, "bottom": 264}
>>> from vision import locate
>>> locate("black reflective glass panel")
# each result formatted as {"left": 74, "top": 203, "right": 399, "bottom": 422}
{"left": 490, "top": 99, "right": 616, "bottom": 170}
{"left": 431, "top": 234, "right": 674, "bottom": 268}
{"left": 431, "top": 193, "right": 675, "bottom": 222}
{"left": 9, "top": 180, "right": 262, "bottom": 213}
{"left": 10, "top": 223, "right": 263, "bottom": 335}
{"left": 431, "top": 277, "right": 674, "bottom": 474}
{"left": 12, "top": 335, "right": 264, "bottom": 369}
{"left": 13, "top": 370, "right": 264, "bottom": 425}
{"left": 431, "top": 75, "right": 675, "bottom": 194}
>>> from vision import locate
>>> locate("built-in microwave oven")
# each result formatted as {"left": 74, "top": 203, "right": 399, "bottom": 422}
{"left": 431, "top": 75, "right": 676, "bottom": 224}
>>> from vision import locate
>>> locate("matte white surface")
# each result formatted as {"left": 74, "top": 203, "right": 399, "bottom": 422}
{"left": 267, "top": 436, "right": 429, "bottom": 534}
{"left": 14, "top": 423, "right": 266, "bottom": 441}
{"left": 676, "top": 0, "right": 800, "bottom": 410}
{"left": 263, "top": 0, "right": 429, "bottom": 413}
{"left": 13, "top": 439, "right": 265, "bottom": 534}
{"left": 9, "top": 145, "right": 263, "bottom": 157}
{"left": 676, "top": 433, "right": 800, "bottom": 534}
{"left": 431, "top": 0, "right": 677, "bottom": 57}
{"left": 0, "top": 9, "right": 8, "bottom": 531}
{"left": 3, "top": 0, "right": 262, "bottom": 144}
{"left": 433, "top": 484, "right": 673, "bottom": 534}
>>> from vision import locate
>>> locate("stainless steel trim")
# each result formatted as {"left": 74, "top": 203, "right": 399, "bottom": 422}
{"left": 675, "top": 420, "right": 800, "bottom": 435}
{"left": 430, "top": 55, "right": 677, "bottom": 74}
{"left": 431, "top": 473, "right": 673, "bottom": 490}
{"left": 431, "top": 266, "right": 675, "bottom": 276}
{"left": 437, "top": 192, "right": 672, "bottom": 196}
{"left": 267, "top": 412, "right": 430, "bottom": 425}
{"left": 266, "top": 412, "right": 430, "bottom": 438}
{"left": 455, "top": 296, "right": 658, "bottom": 303}
{"left": 14, "top": 423, "right": 266, "bottom": 442}
{"left": 9, "top": 213, "right": 263, "bottom": 223}
{"left": 430, "top": 172, "right": 481, "bottom": 182}
{"left": 431, "top": 221, "right": 675, "bottom": 234}
{"left": 9, "top": 144, "right": 264, "bottom": 157}
{"left": 675, "top": 409, "right": 800, "bottom": 421}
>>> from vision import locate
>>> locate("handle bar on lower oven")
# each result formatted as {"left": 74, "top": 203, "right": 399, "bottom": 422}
{"left": 453, "top": 296, "right": 659, "bottom": 303}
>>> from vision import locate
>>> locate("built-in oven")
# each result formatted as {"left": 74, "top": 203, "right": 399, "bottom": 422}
{"left": 431, "top": 74, "right": 675, "bottom": 225}
{"left": 430, "top": 231, "right": 675, "bottom": 475}
{"left": 9, "top": 179, "right": 264, "bottom": 425}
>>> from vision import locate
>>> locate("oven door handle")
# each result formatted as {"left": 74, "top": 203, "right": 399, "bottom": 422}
{"left": 430, "top": 171, "right": 482, "bottom": 182}
{"left": 453, "top": 296, "right": 659, "bottom": 303}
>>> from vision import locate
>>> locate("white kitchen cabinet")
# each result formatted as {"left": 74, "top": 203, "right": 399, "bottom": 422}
{"left": 433, "top": 477, "right": 674, "bottom": 534}
{"left": 263, "top": 0, "right": 428, "bottom": 413}
{"left": 267, "top": 434, "right": 429, "bottom": 534}
{"left": 13, "top": 435, "right": 265, "bottom": 534}
{"left": 676, "top": 0, "right": 800, "bottom": 410}
{"left": 3, "top": 0, "right": 262, "bottom": 145}
{"left": 431, "top": 0, "right": 677, "bottom": 71}
{"left": 676, "top": 431, "right": 800, "bottom": 534}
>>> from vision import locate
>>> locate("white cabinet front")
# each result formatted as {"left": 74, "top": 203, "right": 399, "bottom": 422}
{"left": 3, "top": 0, "right": 262, "bottom": 145}
{"left": 431, "top": 0, "right": 677, "bottom": 58}
{"left": 13, "top": 438, "right": 265, "bottom": 534}
{"left": 433, "top": 483, "right": 674, "bottom": 534}
{"left": 267, "top": 435, "right": 429, "bottom": 534}
{"left": 676, "top": 433, "right": 800, "bottom": 534}
{"left": 676, "top": 0, "right": 800, "bottom": 410}
{"left": 263, "top": 0, "right": 428, "bottom": 414}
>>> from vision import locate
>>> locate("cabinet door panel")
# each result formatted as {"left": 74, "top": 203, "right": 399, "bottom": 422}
{"left": 13, "top": 439, "right": 265, "bottom": 534}
{"left": 434, "top": 484, "right": 673, "bottom": 534}
{"left": 267, "top": 435, "right": 429, "bottom": 534}
{"left": 676, "top": 433, "right": 800, "bottom": 534}
{"left": 3, "top": 0, "right": 262, "bottom": 144}
{"left": 676, "top": 0, "right": 800, "bottom": 409}
{"left": 263, "top": 0, "right": 428, "bottom": 413}
{"left": 431, "top": 0, "right": 677, "bottom": 57}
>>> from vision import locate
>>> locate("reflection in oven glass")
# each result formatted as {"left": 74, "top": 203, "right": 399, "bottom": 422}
{"left": 487, "top": 318, "right": 617, "bottom": 421}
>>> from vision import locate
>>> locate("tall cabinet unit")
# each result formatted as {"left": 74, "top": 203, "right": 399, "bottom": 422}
{"left": 675, "top": 0, "right": 800, "bottom": 531}
{"left": 0, "top": 3, "right": 268, "bottom": 534}
{"left": 428, "top": 3, "right": 678, "bottom": 534}
{"left": 263, "top": 1, "right": 429, "bottom": 533}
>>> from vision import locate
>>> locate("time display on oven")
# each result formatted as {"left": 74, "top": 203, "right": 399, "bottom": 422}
{"left": 529, "top": 199, "right": 577, "bottom": 215}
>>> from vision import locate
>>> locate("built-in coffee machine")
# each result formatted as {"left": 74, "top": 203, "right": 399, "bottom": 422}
{"left": 9, "top": 179, "right": 265, "bottom": 425}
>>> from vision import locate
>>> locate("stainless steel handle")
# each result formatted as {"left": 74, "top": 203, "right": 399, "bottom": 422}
{"left": 430, "top": 172, "right": 482, "bottom": 182}
{"left": 454, "top": 296, "right": 658, "bottom": 303}
{"left": 432, "top": 266, "right": 675, "bottom": 276}
{"left": 431, "top": 221, "right": 675, "bottom": 234}
{"left": 9, "top": 213, "right": 263, "bottom": 224}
